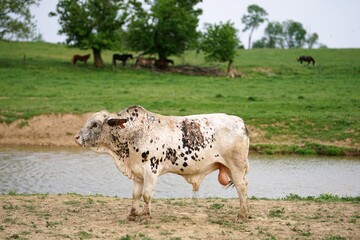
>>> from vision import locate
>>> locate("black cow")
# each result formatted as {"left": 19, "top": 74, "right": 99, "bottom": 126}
{"left": 113, "top": 54, "right": 133, "bottom": 67}
{"left": 297, "top": 56, "right": 315, "bottom": 65}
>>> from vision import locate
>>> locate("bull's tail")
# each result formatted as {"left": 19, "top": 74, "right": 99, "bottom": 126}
{"left": 225, "top": 181, "right": 235, "bottom": 189}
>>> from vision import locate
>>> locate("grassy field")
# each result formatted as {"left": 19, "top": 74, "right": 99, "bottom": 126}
{"left": 0, "top": 41, "right": 359, "bottom": 154}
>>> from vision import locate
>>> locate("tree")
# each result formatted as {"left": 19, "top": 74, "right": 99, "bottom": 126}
{"left": 252, "top": 37, "right": 267, "bottom": 49}
{"left": 126, "top": 0, "right": 202, "bottom": 59}
{"left": 53, "top": 0, "right": 130, "bottom": 67}
{"left": 200, "top": 21, "right": 239, "bottom": 75}
{"left": 125, "top": 1, "right": 153, "bottom": 54}
{"left": 241, "top": 4, "right": 268, "bottom": 49}
{"left": 0, "top": 0, "right": 39, "bottom": 40}
{"left": 254, "top": 20, "right": 320, "bottom": 49}
{"left": 282, "top": 20, "right": 307, "bottom": 48}
{"left": 306, "top": 32, "right": 319, "bottom": 49}
{"left": 264, "top": 21, "right": 284, "bottom": 48}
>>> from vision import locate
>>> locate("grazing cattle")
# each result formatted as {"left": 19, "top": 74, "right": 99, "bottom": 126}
{"left": 113, "top": 54, "right": 133, "bottom": 67}
{"left": 297, "top": 55, "right": 315, "bottom": 65}
{"left": 75, "top": 105, "right": 250, "bottom": 222}
{"left": 136, "top": 57, "right": 156, "bottom": 68}
{"left": 154, "top": 58, "right": 174, "bottom": 69}
{"left": 72, "top": 54, "right": 91, "bottom": 66}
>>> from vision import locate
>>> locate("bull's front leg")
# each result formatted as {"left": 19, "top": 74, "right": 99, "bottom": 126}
{"left": 128, "top": 180, "right": 143, "bottom": 221}
{"left": 140, "top": 170, "right": 159, "bottom": 221}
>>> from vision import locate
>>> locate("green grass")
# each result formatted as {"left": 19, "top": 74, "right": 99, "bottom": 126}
{"left": 249, "top": 193, "right": 360, "bottom": 203}
{"left": 0, "top": 41, "right": 359, "bottom": 154}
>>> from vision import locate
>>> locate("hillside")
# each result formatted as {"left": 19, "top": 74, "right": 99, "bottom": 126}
{"left": 0, "top": 41, "right": 359, "bottom": 155}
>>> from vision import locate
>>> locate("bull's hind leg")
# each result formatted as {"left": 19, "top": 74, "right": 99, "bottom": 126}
{"left": 227, "top": 156, "right": 249, "bottom": 221}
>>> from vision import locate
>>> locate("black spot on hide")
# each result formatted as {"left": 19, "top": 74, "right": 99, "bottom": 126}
{"left": 141, "top": 151, "right": 150, "bottom": 162}
{"left": 165, "top": 148, "right": 178, "bottom": 165}
{"left": 180, "top": 119, "right": 206, "bottom": 151}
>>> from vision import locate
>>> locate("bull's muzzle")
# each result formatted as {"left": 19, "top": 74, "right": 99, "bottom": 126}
{"left": 74, "top": 134, "right": 83, "bottom": 146}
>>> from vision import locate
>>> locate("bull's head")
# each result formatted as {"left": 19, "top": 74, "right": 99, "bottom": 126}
{"left": 75, "top": 110, "right": 128, "bottom": 152}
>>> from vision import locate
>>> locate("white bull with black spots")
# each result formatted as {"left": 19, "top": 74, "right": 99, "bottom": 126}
{"left": 75, "top": 105, "right": 250, "bottom": 221}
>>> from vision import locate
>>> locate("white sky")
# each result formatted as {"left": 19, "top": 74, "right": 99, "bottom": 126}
{"left": 31, "top": 0, "right": 360, "bottom": 48}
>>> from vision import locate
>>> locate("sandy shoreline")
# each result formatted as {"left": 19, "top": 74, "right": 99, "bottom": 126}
{"left": 0, "top": 113, "right": 91, "bottom": 147}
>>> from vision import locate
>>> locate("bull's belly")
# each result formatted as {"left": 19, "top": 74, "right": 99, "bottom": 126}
{"left": 160, "top": 154, "right": 220, "bottom": 174}
{"left": 160, "top": 160, "right": 220, "bottom": 191}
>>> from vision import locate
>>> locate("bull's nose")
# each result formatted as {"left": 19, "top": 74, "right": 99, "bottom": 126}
{"left": 74, "top": 134, "right": 82, "bottom": 145}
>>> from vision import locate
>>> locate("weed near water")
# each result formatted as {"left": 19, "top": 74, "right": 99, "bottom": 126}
{"left": 282, "top": 193, "right": 360, "bottom": 203}
{"left": 251, "top": 143, "right": 360, "bottom": 156}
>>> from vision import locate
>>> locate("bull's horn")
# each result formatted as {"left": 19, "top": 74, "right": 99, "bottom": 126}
{"left": 107, "top": 118, "right": 128, "bottom": 129}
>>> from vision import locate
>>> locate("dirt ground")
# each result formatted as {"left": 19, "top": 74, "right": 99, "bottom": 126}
{"left": 0, "top": 194, "right": 359, "bottom": 240}
{"left": 0, "top": 113, "right": 92, "bottom": 147}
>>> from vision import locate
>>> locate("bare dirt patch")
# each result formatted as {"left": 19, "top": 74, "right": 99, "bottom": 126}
{"left": 253, "top": 67, "right": 275, "bottom": 77}
{"left": 0, "top": 195, "right": 358, "bottom": 240}
{"left": 0, "top": 113, "right": 91, "bottom": 147}
{"left": 154, "top": 65, "right": 243, "bottom": 78}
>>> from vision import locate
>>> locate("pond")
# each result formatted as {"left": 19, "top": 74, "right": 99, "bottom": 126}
{"left": 0, "top": 147, "right": 359, "bottom": 198}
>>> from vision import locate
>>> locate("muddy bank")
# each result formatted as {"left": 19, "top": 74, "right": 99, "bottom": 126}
{"left": 0, "top": 113, "right": 268, "bottom": 148}
{"left": 0, "top": 194, "right": 358, "bottom": 240}
{"left": 0, "top": 113, "right": 358, "bottom": 156}
{"left": 0, "top": 113, "right": 92, "bottom": 147}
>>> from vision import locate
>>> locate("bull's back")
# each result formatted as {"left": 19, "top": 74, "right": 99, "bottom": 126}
{"left": 159, "top": 113, "right": 248, "bottom": 175}
{"left": 168, "top": 113, "right": 248, "bottom": 155}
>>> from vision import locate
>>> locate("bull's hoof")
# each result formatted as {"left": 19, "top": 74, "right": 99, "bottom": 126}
{"left": 137, "top": 213, "right": 151, "bottom": 223}
{"left": 127, "top": 207, "right": 140, "bottom": 221}
{"left": 236, "top": 213, "right": 249, "bottom": 222}
{"left": 127, "top": 214, "right": 137, "bottom": 221}
{"left": 127, "top": 213, "right": 151, "bottom": 223}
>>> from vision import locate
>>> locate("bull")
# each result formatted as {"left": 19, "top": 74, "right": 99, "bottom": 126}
{"left": 75, "top": 105, "right": 250, "bottom": 221}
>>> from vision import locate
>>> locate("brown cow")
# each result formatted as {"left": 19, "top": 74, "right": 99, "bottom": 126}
{"left": 72, "top": 54, "right": 91, "bottom": 66}
{"left": 136, "top": 57, "right": 156, "bottom": 68}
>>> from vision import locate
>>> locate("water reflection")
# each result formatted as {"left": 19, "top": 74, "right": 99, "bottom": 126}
{"left": 0, "top": 147, "right": 359, "bottom": 198}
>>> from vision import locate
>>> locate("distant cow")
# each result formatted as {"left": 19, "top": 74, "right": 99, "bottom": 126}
{"left": 75, "top": 105, "right": 250, "bottom": 222}
{"left": 154, "top": 58, "right": 174, "bottom": 69}
{"left": 297, "top": 55, "right": 315, "bottom": 65}
{"left": 72, "top": 54, "right": 91, "bottom": 66}
{"left": 113, "top": 54, "right": 133, "bottom": 67}
{"left": 136, "top": 57, "right": 156, "bottom": 68}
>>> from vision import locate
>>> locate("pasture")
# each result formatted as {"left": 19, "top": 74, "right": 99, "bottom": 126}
{"left": 0, "top": 41, "right": 359, "bottom": 154}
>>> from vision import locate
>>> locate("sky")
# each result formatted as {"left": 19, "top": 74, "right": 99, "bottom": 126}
{"left": 31, "top": 0, "right": 360, "bottom": 48}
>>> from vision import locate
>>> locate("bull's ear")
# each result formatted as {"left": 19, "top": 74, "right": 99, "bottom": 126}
{"left": 107, "top": 118, "right": 128, "bottom": 129}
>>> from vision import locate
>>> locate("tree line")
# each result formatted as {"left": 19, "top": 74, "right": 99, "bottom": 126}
{"left": 242, "top": 5, "right": 323, "bottom": 50}
{"left": 1, "top": 1, "right": 323, "bottom": 71}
